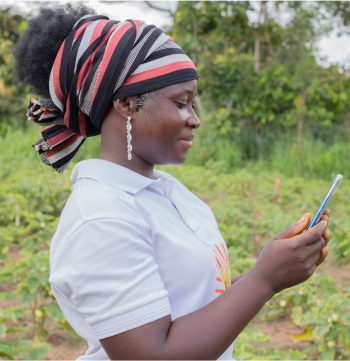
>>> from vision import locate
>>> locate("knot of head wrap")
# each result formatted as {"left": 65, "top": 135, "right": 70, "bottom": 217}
{"left": 29, "top": 15, "right": 199, "bottom": 174}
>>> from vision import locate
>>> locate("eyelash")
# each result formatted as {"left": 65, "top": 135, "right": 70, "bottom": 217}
{"left": 176, "top": 102, "right": 197, "bottom": 110}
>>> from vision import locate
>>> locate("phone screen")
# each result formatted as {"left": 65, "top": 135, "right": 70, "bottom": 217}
{"left": 307, "top": 174, "right": 343, "bottom": 230}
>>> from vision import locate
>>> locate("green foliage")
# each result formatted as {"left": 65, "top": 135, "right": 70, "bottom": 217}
{"left": 170, "top": 1, "right": 350, "bottom": 163}
{"left": 233, "top": 326, "right": 309, "bottom": 360}
{"left": 0, "top": 129, "right": 82, "bottom": 359}
{"left": 0, "top": 9, "right": 31, "bottom": 133}
{"left": 258, "top": 276, "right": 350, "bottom": 360}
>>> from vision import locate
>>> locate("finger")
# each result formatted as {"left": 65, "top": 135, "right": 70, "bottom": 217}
{"left": 323, "top": 208, "right": 331, "bottom": 217}
{"left": 308, "top": 263, "right": 317, "bottom": 278}
{"left": 316, "top": 248, "right": 328, "bottom": 267}
{"left": 296, "top": 220, "right": 327, "bottom": 246}
{"left": 307, "top": 236, "right": 326, "bottom": 255}
{"left": 307, "top": 250, "right": 322, "bottom": 267}
{"left": 320, "top": 214, "right": 329, "bottom": 223}
{"left": 273, "top": 213, "right": 311, "bottom": 240}
{"left": 323, "top": 229, "right": 331, "bottom": 246}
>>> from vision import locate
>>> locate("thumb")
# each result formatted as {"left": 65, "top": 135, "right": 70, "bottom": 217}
{"left": 273, "top": 213, "right": 311, "bottom": 240}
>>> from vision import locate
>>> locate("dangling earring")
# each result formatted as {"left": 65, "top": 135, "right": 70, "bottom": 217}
{"left": 126, "top": 116, "right": 132, "bottom": 160}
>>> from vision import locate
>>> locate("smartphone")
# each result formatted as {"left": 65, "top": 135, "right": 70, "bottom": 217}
{"left": 307, "top": 174, "right": 343, "bottom": 230}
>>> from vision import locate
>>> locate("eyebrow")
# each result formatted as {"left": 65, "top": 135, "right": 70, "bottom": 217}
{"left": 183, "top": 90, "right": 197, "bottom": 97}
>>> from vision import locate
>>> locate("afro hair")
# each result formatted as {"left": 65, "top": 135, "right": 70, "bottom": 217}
{"left": 13, "top": 3, "right": 96, "bottom": 98}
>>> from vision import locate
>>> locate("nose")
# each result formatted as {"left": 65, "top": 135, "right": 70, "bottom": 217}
{"left": 187, "top": 112, "right": 201, "bottom": 129}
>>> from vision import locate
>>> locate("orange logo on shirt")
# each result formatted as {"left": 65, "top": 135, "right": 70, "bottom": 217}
{"left": 213, "top": 243, "right": 231, "bottom": 294}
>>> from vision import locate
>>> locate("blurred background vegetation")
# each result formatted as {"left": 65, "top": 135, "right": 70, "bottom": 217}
{"left": 0, "top": 1, "right": 349, "bottom": 360}
{"left": 2, "top": 2, "right": 350, "bottom": 178}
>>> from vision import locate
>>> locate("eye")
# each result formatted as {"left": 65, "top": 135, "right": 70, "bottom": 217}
{"left": 175, "top": 102, "right": 197, "bottom": 111}
{"left": 175, "top": 102, "right": 186, "bottom": 110}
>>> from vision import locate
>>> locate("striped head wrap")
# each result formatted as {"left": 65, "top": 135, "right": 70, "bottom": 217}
{"left": 27, "top": 15, "right": 199, "bottom": 174}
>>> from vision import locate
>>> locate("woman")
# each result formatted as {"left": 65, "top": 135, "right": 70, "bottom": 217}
{"left": 14, "top": 4, "right": 331, "bottom": 360}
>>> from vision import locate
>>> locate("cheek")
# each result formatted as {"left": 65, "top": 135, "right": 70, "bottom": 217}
{"left": 145, "top": 107, "right": 186, "bottom": 143}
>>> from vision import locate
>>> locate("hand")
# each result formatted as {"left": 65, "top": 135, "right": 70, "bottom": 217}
{"left": 315, "top": 208, "right": 331, "bottom": 267}
{"left": 250, "top": 213, "right": 329, "bottom": 293}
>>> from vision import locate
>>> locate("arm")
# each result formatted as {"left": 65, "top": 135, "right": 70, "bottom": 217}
{"left": 101, "top": 269, "right": 274, "bottom": 360}
{"left": 100, "top": 213, "right": 330, "bottom": 360}
{"left": 231, "top": 272, "right": 246, "bottom": 286}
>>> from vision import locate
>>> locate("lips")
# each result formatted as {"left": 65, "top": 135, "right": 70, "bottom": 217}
{"left": 178, "top": 135, "right": 194, "bottom": 149}
{"left": 179, "top": 135, "right": 194, "bottom": 141}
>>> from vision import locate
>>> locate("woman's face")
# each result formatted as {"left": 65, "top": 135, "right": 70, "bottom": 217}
{"left": 131, "top": 79, "right": 200, "bottom": 165}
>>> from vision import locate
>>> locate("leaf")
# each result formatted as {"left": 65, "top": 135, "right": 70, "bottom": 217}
{"left": 44, "top": 303, "right": 63, "bottom": 321}
{"left": 290, "top": 326, "right": 315, "bottom": 342}
{"left": 29, "top": 345, "right": 51, "bottom": 360}
{"left": 6, "top": 327, "right": 23, "bottom": 334}
{"left": 0, "top": 323, "right": 6, "bottom": 338}
{"left": 291, "top": 306, "right": 303, "bottom": 324}
{"left": 0, "top": 351, "right": 14, "bottom": 360}
{"left": 26, "top": 277, "right": 40, "bottom": 292}
{"left": 0, "top": 341, "right": 17, "bottom": 358}
{"left": 313, "top": 325, "right": 329, "bottom": 339}
{"left": 319, "top": 348, "right": 335, "bottom": 360}
{"left": 339, "top": 330, "right": 349, "bottom": 345}
{"left": 18, "top": 339, "right": 31, "bottom": 352}
{"left": 285, "top": 350, "right": 308, "bottom": 360}
{"left": 19, "top": 289, "right": 38, "bottom": 305}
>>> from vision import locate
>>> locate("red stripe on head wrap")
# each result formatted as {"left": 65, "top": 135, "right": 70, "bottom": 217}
{"left": 79, "top": 112, "right": 87, "bottom": 138}
{"left": 52, "top": 39, "right": 66, "bottom": 104}
{"left": 64, "top": 95, "right": 71, "bottom": 128}
{"left": 46, "top": 133, "right": 81, "bottom": 157}
{"left": 123, "top": 61, "right": 197, "bottom": 86}
{"left": 88, "top": 19, "right": 109, "bottom": 45}
{"left": 91, "top": 22, "right": 133, "bottom": 105}
{"left": 48, "top": 128, "right": 75, "bottom": 147}
{"left": 76, "top": 24, "right": 118, "bottom": 95}
{"left": 134, "top": 20, "right": 141, "bottom": 34}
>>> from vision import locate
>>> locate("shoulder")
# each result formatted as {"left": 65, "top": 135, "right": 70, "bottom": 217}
{"left": 69, "top": 177, "right": 150, "bottom": 228}
{"left": 50, "top": 177, "right": 151, "bottom": 265}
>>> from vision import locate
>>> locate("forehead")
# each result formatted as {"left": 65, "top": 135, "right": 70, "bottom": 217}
{"left": 160, "top": 80, "right": 198, "bottom": 97}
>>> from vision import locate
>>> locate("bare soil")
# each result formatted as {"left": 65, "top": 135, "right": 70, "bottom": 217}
{"left": 46, "top": 330, "right": 88, "bottom": 361}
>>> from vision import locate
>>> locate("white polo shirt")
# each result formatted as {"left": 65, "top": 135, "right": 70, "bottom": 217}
{"left": 49, "top": 159, "right": 234, "bottom": 360}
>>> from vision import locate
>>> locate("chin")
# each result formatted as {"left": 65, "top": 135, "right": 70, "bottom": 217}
{"left": 171, "top": 153, "right": 188, "bottom": 165}
{"left": 158, "top": 153, "right": 188, "bottom": 166}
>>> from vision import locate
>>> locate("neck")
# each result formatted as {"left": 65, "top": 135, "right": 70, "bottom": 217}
{"left": 98, "top": 121, "right": 155, "bottom": 180}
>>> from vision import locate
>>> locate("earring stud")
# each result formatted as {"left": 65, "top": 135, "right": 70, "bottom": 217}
{"left": 126, "top": 116, "right": 132, "bottom": 160}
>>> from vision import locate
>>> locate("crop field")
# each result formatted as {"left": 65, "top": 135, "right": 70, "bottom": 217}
{"left": 0, "top": 129, "right": 349, "bottom": 360}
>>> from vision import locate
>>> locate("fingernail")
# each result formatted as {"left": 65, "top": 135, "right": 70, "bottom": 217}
{"left": 298, "top": 214, "right": 306, "bottom": 223}
{"left": 322, "top": 220, "right": 327, "bottom": 226}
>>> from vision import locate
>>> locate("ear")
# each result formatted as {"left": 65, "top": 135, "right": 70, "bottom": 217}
{"left": 112, "top": 96, "right": 137, "bottom": 119}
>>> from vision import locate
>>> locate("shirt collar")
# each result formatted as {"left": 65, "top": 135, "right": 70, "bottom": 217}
{"left": 71, "top": 159, "right": 168, "bottom": 194}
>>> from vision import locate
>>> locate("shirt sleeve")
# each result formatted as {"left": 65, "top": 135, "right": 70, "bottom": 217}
{"left": 50, "top": 218, "right": 171, "bottom": 339}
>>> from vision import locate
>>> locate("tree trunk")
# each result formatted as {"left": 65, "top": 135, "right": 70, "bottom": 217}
{"left": 254, "top": 1, "right": 267, "bottom": 74}
{"left": 254, "top": 32, "right": 260, "bottom": 74}
{"left": 297, "top": 92, "right": 307, "bottom": 155}
{"left": 297, "top": 114, "right": 304, "bottom": 155}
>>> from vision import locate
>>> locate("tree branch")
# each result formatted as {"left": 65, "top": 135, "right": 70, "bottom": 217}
{"left": 98, "top": 1, "right": 127, "bottom": 3}
{"left": 99, "top": 0, "right": 175, "bottom": 16}
{"left": 144, "top": 1, "right": 174, "bottom": 15}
